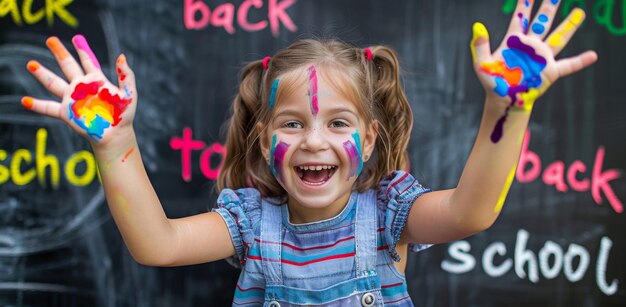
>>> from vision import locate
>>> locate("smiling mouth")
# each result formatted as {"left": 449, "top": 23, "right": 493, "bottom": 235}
{"left": 294, "top": 165, "right": 337, "bottom": 186}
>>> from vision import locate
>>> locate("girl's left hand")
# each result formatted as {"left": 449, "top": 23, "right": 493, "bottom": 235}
{"left": 471, "top": 0, "right": 597, "bottom": 111}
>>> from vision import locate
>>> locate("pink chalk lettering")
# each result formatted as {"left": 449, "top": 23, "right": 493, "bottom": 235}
{"left": 515, "top": 130, "right": 623, "bottom": 214}
{"left": 200, "top": 143, "right": 227, "bottom": 180}
{"left": 591, "top": 147, "right": 623, "bottom": 213}
{"left": 238, "top": 0, "right": 268, "bottom": 31}
{"left": 170, "top": 127, "right": 206, "bottom": 182}
{"left": 212, "top": 2, "right": 236, "bottom": 34}
{"left": 542, "top": 161, "right": 568, "bottom": 192}
{"left": 516, "top": 131, "right": 541, "bottom": 183}
{"left": 269, "top": 0, "right": 297, "bottom": 36}
{"left": 184, "top": 0, "right": 297, "bottom": 37}
{"left": 567, "top": 160, "right": 590, "bottom": 191}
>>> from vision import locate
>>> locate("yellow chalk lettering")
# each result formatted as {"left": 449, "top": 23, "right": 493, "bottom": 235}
{"left": 0, "top": 150, "right": 9, "bottom": 184}
{"left": 65, "top": 150, "right": 96, "bottom": 186}
{"left": 22, "top": 0, "right": 44, "bottom": 24}
{"left": 46, "top": 0, "right": 77, "bottom": 27}
{"left": 0, "top": 0, "right": 22, "bottom": 25}
{"left": 36, "top": 128, "right": 60, "bottom": 188}
{"left": 11, "top": 149, "right": 36, "bottom": 185}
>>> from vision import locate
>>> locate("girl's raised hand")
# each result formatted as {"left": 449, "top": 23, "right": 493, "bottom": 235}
{"left": 23, "top": 35, "right": 137, "bottom": 149}
{"left": 471, "top": 0, "right": 597, "bottom": 114}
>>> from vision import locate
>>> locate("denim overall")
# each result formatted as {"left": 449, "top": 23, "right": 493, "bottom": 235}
{"left": 260, "top": 190, "right": 384, "bottom": 307}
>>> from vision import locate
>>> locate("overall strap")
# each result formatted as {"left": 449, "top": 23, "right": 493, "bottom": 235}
{"left": 260, "top": 199, "right": 283, "bottom": 285}
{"left": 354, "top": 189, "right": 378, "bottom": 278}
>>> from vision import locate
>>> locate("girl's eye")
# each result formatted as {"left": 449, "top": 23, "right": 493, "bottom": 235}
{"left": 283, "top": 121, "right": 303, "bottom": 129}
{"left": 330, "top": 120, "right": 349, "bottom": 128}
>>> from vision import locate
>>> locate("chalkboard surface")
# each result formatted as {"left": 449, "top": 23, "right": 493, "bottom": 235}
{"left": 1, "top": 0, "right": 624, "bottom": 306}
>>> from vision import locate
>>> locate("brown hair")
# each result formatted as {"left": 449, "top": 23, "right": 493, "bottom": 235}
{"left": 217, "top": 39, "right": 413, "bottom": 197}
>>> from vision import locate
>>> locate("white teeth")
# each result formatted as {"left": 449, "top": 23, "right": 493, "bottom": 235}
{"left": 296, "top": 165, "right": 336, "bottom": 171}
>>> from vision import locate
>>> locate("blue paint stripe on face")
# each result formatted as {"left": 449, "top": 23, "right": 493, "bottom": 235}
{"left": 269, "top": 79, "right": 279, "bottom": 111}
{"left": 352, "top": 131, "right": 363, "bottom": 177}
{"left": 270, "top": 134, "right": 278, "bottom": 177}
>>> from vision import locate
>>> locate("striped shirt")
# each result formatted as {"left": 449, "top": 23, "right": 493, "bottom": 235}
{"left": 213, "top": 171, "right": 431, "bottom": 306}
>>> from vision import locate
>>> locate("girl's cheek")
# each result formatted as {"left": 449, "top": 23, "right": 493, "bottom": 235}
{"left": 270, "top": 134, "right": 290, "bottom": 182}
{"left": 342, "top": 131, "right": 363, "bottom": 180}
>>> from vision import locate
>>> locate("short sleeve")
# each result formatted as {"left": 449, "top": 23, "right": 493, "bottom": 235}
{"left": 211, "top": 188, "right": 262, "bottom": 267}
{"left": 378, "top": 171, "right": 432, "bottom": 262}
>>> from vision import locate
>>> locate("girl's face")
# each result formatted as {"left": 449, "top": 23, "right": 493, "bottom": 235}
{"left": 260, "top": 66, "right": 377, "bottom": 222}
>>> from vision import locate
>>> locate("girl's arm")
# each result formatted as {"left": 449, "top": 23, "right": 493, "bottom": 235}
{"left": 24, "top": 36, "right": 234, "bottom": 266}
{"left": 402, "top": 0, "right": 597, "bottom": 244}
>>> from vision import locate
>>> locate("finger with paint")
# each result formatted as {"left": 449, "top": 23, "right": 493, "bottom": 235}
{"left": 116, "top": 54, "right": 138, "bottom": 101}
{"left": 72, "top": 34, "right": 102, "bottom": 74}
{"left": 26, "top": 60, "right": 69, "bottom": 98}
{"left": 46, "top": 36, "right": 84, "bottom": 82}
{"left": 527, "top": 0, "right": 562, "bottom": 40}
{"left": 546, "top": 8, "right": 585, "bottom": 54}
{"left": 20, "top": 96, "right": 62, "bottom": 119}
{"left": 506, "top": 0, "right": 534, "bottom": 34}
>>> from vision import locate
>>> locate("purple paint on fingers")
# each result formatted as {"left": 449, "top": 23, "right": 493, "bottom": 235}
{"left": 307, "top": 65, "right": 319, "bottom": 115}
{"left": 73, "top": 35, "right": 101, "bottom": 69}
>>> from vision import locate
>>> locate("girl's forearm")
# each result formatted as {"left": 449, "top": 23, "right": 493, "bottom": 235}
{"left": 448, "top": 96, "right": 532, "bottom": 232}
{"left": 93, "top": 129, "right": 177, "bottom": 265}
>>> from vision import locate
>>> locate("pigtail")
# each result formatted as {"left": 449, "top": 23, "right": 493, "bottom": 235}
{"left": 218, "top": 59, "right": 265, "bottom": 191}
{"left": 367, "top": 46, "right": 413, "bottom": 179}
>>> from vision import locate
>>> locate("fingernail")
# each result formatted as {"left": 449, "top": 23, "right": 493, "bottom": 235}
{"left": 27, "top": 60, "right": 40, "bottom": 72}
{"left": 117, "top": 53, "right": 126, "bottom": 65}
{"left": 46, "top": 36, "right": 69, "bottom": 60}
{"left": 73, "top": 34, "right": 101, "bottom": 69}
{"left": 21, "top": 97, "right": 34, "bottom": 109}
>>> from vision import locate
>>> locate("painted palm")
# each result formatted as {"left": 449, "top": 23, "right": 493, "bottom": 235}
{"left": 470, "top": 0, "right": 597, "bottom": 143}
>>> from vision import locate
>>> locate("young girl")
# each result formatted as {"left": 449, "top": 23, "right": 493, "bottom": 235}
{"left": 21, "top": 0, "right": 597, "bottom": 305}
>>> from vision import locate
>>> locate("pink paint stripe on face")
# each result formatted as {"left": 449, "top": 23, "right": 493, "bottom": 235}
{"left": 307, "top": 65, "right": 318, "bottom": 115}
{"left": 72, "top": 35, "right": 101, "bottom": 69}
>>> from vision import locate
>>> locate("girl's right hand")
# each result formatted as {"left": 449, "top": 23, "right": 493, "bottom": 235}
{"left": 23, "top": 35, "right": 137, "bottom": 149}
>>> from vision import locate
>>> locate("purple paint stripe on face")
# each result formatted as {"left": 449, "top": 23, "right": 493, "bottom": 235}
{"left": 506, "top": 36, "right": 546, "bottom": 65}
{"left": 73, "top": 35, "right": 101, "bottom": 69}
{"left": 343, "top": 141, "right": 361, "bottom": 180}
{"left": 271, "top": 136, "right": 290, "bottom": 182}
{"left": 307, "top": 65, "right": 319, "bottom": 115}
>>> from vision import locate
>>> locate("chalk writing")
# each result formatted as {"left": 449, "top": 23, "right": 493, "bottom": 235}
{"left": 169, "top": 127, "right": 226, "bottom": 182}
{"left": 0, "top": 0, "right": 77, "bottom": 27}
{"left": 517, "top": 130, "right": 623, "bottom": 213}
{"left": 184, "top": 0, "right": 297, "bottom": 37}
{"left": 441, "top": 229, "right": 619, "bottom": 295}
{"left": 0, "top": 128, "right": 98, "bottom": 188}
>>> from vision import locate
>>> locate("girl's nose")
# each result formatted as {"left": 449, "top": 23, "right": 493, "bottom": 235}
{"left": 301, "top": 128, "right": 329, "bottom": 152}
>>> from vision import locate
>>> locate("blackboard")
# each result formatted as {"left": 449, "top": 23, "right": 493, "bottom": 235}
{"left": 1, "top": 0, "right": 624, "bottom": 306}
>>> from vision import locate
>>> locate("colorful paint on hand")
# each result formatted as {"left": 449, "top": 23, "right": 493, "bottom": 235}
{"left": 270, "top": 134, "right": 290, "bottom": 182}
{"left": 306, "top": 65, "right": 319, "bottom": 116}
{"left": 46, "top": 37, "right": 69, "bottom": 61}
{"left": 343, "top": 131, "right": 363, "bottom": 179}
{"left": 269, "top": 79, "right": 280, "bottom": 111}
{"left": 73, "top": 35, "right": 101, "bottom": 69}
{"left": 68, "top": 81, "right": 132, "bottom": 140}
{"left": 531, "top": 14, "right": 549, "bottom": 35}
{"left": 470, "top": 22, "right": 489, "bottom": 62}
{"left": 121, "top": 146, "right": 135, "bottom": 163}
{"left": 518, "top": 13, "right": 530, "bottom": 34}
{"left": 480, "top": 35, "right": 546, "bottom": 143}
{"left": 548, "top": 9, "right": 584, "bottom": 49}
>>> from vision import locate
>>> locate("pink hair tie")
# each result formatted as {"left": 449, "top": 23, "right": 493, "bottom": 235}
{"left": 262, "top": 56, "right": 271, "bottom": 70}
{"left": 364, "top": 48, "right": 373, "bottom": 62}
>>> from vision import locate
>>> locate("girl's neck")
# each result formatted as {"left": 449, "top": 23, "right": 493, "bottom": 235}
{"left": 286, "top": 192, "right": 352, "bottom": 224}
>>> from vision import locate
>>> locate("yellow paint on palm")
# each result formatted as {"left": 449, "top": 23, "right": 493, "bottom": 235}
{"left": 471, "top": 22, "right": 489, "bottom": 62}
